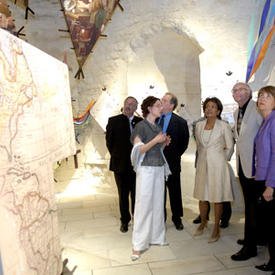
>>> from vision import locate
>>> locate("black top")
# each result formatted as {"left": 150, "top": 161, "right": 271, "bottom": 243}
{"left": 238, "top": 97, "right": 252, "bottom": 118}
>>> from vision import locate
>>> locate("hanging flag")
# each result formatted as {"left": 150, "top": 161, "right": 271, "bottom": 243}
{"left": 246, "top": 0, "right": 275, "bottom": 82}
{"left": 59, "top": 0, "right": 119, "bottom": 79}
{"left": 247, "top": 5, "right": 258, "bottom": 62}
{"left": 0, "top": 0, "right": 16, "bottom": 34}
{"left": 73, "top": 99, "right": 96, "bottom": 125}
{"left": 249, "top": 20, "right": 275, "bottom": 80}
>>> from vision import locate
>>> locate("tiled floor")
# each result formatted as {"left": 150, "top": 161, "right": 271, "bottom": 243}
{"left": 54, "top": 140, "right": 270, "bottom": 275}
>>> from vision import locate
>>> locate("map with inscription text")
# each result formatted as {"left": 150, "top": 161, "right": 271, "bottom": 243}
{"left": 0, "top": 28, "right": 76, "bottom": 275}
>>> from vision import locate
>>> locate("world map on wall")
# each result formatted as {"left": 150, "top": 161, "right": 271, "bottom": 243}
{"left": 0, "top": 28, "right": 76, "bottom": 275}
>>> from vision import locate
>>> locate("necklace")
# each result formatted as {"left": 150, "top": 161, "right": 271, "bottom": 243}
{"left": 203, "top": 119, "right": 216, "bottom": 145}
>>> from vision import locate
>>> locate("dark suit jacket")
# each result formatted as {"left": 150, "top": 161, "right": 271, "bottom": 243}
{"left": 106, "top": 114, "right": 143, "bottom": 173}
{"left": 163, "top": 113, "right": 189, "bottom": 173}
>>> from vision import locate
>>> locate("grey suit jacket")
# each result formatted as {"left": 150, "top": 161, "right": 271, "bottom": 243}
{"left": 233, "top": 99, "right": 262, "bottom": 178}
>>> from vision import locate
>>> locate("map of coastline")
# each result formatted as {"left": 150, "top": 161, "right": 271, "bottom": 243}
{"left": 0, "top": 28, "right": 76, "bottom": 275}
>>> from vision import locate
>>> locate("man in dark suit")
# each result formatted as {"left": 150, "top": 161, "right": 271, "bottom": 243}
{"left": 160, "top": 93, "right": 189, "bottom": 230}
{"left": 106, "top": 96, "right": 142, "bottom": 233}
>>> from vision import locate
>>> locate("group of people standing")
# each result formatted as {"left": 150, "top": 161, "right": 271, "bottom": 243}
{"left": 105, "top": 83, "right": 275, "bottom": 271}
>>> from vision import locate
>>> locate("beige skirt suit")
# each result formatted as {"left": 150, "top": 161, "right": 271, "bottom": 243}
{"left": 193, "top": 119, "right": 234, "bottom": 202}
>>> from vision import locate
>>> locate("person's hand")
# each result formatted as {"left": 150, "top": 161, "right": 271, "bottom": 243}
{"left": 165, "top": 135, "right": 171, "bottom": 146}
{"left": 154, "top": 133, "right": 167, "bottom": 144}
{"left": 263, "top": 186, "right": 274, "bottom": 202}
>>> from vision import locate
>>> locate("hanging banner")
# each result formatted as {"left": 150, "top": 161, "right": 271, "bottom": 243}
{"left": 0, "top": 0, "right": 16, "bottom": 34}
{"left": 246, "top": 0, "right": 275, "bottom": 82}
{"left": 59, "top": 0, "right": 118, "bottom": 78}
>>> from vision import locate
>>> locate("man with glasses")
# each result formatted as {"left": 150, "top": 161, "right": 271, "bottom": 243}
{"left": 230, "top": 82, "right": 263, "bottom": 261}
{"left": 160, "top": 93, "right": 189, "bottom": 230}
{"left": 106, "top": 96, "right": 142, "bottom": 233}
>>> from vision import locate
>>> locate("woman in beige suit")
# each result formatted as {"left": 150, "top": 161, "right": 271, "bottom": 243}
{"left": 193, "top": 97, "right": 234, "bottom": 242}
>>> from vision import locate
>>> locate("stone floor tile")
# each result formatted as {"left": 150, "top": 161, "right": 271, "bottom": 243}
{"left": 62, "top": 247, "right": 111, "bottom": 272}
{"left": 110, "top": 245, "right": 175, "bottom": 266}
{"left": 149, "top": 255, "right": 225, "bottom": 275}
{"left": 198, "top": 266, "right": 267, "bottom": 275}
{"left": 93, "top": 263, "right": 151, "bottom": 275}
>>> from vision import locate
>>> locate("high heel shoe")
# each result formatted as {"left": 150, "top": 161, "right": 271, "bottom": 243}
{"left": 194, "top": 223, "right": 207, "bottom": 236}
{"left": 194, "top": 227, "right": 204, "bottom": 236}
{"left": 131, "top": 251, "right": 141, "bottom": 261}
{"left": 131, "top": 254, "right": 140, "bottom": 261}
{"left": 208, "top": 234, "right": 220, "bottom": 243}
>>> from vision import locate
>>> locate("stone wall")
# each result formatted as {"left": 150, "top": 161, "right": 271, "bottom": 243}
{"left": 8, "top": 0, "right": 274, "bottom": 176}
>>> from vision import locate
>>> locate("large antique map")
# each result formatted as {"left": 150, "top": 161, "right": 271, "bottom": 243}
{"left": 0, "top": 28, "right": 76, "bottom": 274}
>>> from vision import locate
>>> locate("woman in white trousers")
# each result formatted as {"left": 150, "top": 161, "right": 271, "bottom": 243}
{"left": 130, "top": 96, "right": 171, "bottom": 261}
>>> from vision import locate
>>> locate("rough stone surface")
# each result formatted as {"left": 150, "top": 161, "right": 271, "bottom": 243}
{"left": 8, "top": 0, "right": 275, "bottom": 165}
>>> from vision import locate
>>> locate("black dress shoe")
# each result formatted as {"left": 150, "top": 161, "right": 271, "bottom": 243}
{"left": 231, "top": 246, "right": 257, "bottom": 261}
{"left": 237, "top": 239, "right": 245, "bottom": 245}
{"left": 192, "top": 215, "right": 209, "bottom": 224}
{"left": 220, "top": 221, "right": 229, "bottom": 228}
{"left": 120, "top": 223, "right": 128, "bottom": 233}
{"left": 193, "top": 215, "right": 201, "bottom": 224}
{"left": 255, "top": 262, "right": 275, "bottom": 271}
{"left": 174, "top": 220, "right": 184, "bottom": 230}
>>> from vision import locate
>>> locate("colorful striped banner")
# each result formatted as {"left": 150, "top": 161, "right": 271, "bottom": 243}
{"left": 246, "top": 0, "right": 275, "bottom": 82}
{"left": 73, "top": 100, "right": 96, "bottom": 125}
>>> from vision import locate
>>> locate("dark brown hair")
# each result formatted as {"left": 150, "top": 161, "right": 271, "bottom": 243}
{"left": 202, "top": 97, "right": 223, "bottom": 119}
{"left": 141, "top": 96, "right": 159, "bottom": 118}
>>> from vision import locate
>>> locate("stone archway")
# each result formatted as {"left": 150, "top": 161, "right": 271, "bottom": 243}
{"left": 127, "top": 28, "right": 203, "bottom": 119}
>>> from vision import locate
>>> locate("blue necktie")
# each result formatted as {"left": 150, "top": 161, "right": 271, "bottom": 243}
{"left": 159, "top": 115, "right": 165, "bottom": 129}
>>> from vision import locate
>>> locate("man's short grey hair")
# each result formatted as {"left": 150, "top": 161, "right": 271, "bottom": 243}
{"left": 235, "top": 82, "right": 252, "bottom": 95}
{"left": 165, "top": 92, "right": 178, "bottom": 110}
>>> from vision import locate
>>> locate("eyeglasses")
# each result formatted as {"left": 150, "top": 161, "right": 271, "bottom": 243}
{"left": 232, "top": 87, "right": 248, "bottom": 94}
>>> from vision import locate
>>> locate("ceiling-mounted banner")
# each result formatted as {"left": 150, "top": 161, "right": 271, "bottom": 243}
{"left": 246, "top": 0, "right": 275, "bottom": 82}
{"left": 0, "top": 0, "right": 16, "bottom": 34}
{"left": 59, "top": 0, "right": 118, "bottom": 79}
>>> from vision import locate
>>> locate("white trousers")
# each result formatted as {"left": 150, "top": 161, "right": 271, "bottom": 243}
{"left": 132, "top": 165, "right": 166, "bottom": 251}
